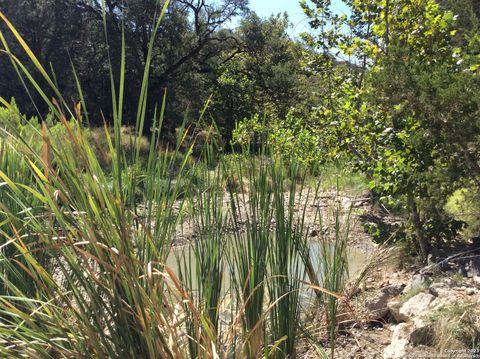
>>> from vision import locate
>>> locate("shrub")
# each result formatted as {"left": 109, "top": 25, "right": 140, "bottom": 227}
{"left": 445, "top": 187, "right": 480, "bottom": 238}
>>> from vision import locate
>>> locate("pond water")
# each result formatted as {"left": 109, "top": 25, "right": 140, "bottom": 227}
{"left": 166, "top": 239, "right": 368, "bottom": 296}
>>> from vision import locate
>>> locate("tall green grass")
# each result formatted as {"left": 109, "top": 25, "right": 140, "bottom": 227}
{"left": 0, "top": 2, "right": 200, "bottom": 357}
{"left": 177, "top": 150, "right": 228, "bottom": 357}
{"left": 320, "top": 202, "right": 351, "bottom": 359}
{"left": 0, "top": 3, "right": 352, "bottom": 358}
{"left": 266, "top": 160, "right": 307, "bottom": 358}
{"left": 0, "top": 120, "right": 52, "bottom": 298}
{"left": 226, "top": 150, "right": 274, "bottom": 357}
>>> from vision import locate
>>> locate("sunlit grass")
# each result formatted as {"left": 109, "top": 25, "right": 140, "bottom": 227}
{"left": 316, "top": 161, "right": 368, "bottom": 196}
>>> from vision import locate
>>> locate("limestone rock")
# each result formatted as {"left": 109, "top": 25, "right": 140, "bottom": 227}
{"left": 383, "top": 339, "right": 409, "bottom": 359}
{"left": 384, "top": 320, "right": 434, "bottom": 358}
{"left": 366, "top": 292, "right": 390, "bottom": 320}
{"left": 366, "top": 284, "right": 406, "bottom": 320}
{"left": 429, "top": 282, "right": 450, "bottom": 297}
{"left": 391, "top": 323, "right": 413, "bottom": 341}
{"left": 411, "top": 273, "right": 427, "bottom": 288}
{"left": 430, "top": 295, "right": 456, "bottom": 310}
{"left": 387, "top": 300, "right": 407, "bottom": 322}
{"left": 398, "top": 293, "right": 435, "bottom": 320}
{"left": 383, "top": 323, "right": 412, "bottom": 359}
{"left": 441, "top": 278, "right": 453, "bottom": 287}
{"left": 410, "top": 317, "right": 435, "bottom": 346}
{"left": 381, "top": 284, "right": 405, "bottom": 296}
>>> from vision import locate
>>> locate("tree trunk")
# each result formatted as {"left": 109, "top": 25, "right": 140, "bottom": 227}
{"left": 385, "top": 0, "right": 390, "bottom": 52}
{"left": 408, "top": 193, "right": 428, "bottom": 260}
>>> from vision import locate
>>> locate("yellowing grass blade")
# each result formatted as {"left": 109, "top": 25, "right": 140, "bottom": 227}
{"left": 28, "top": 160, "right": 49, "bottom": 183}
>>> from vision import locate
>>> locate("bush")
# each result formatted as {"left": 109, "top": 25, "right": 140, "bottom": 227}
{"left": 445, "top": 187, "right": 480, "bottom": 238}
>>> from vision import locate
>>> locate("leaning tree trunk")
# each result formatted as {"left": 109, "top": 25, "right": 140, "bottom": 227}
{"left": 408, "top": 193, "right": 428, "bottom": 260}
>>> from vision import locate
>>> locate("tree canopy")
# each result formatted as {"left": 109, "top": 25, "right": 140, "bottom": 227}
{"left": 0, "top": 0, "right": 250, "bottom": 130}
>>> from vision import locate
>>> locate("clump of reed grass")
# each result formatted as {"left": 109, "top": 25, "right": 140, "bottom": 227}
{"left": 0, "top": 2, "right": 204, "bottom": 357}
{"left": 319, "top": 201, "right": 351, "bottom": 358}
{"left": 177, "top": 143, "right": 228, "bottom": 357}
{"left": 225, "top": 148, "right": 272, "bottom": 357}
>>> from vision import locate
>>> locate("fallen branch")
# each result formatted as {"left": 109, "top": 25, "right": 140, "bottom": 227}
{"left": 420, "top": 247, "right": 480, "bottom": 274}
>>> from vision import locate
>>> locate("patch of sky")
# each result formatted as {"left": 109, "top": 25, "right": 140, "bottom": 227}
{"left": 247, "top": 0, "right": 350, "bottom": 37}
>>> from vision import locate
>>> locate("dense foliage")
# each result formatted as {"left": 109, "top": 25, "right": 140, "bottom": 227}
{"left": 0, "top": 0, "right": 312, "bottom": 139}
{"left": 301, "top": 0, "right": 480, "bottom": 255}
{"left": 233, "top": 0, "right": 480, "bottom": 255}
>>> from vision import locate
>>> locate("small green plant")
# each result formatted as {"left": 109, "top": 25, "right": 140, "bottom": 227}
{"left": 450, "top": 272, "right": 465, "bottom": 286}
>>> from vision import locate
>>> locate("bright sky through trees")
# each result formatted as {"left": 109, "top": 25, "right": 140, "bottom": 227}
{"left": 248, "top": 0, "right": 350, "bottom": 36}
